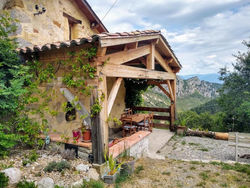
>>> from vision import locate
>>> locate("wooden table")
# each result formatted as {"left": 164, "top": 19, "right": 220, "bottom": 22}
{"left": 125, "top": 113, "right": 150, "bottom": 123}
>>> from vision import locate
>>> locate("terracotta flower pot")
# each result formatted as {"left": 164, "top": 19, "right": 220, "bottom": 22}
{"left": 82, "top": 129, "right": 91, "bottom": 142}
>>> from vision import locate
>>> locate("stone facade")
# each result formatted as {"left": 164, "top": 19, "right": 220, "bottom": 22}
{"left": 1, "top": 0, "right": 99, "bottom": 47}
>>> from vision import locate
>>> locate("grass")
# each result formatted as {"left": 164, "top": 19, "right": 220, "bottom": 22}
{"left": 220, "top": 183, "right": 228, "bottom": 187}
{"left": 188, "top": 142, "right": 200, "bottom": 146}
{"left": 162, "top": 171, "right": 171, "bottom": 175}
{"left": 181, "top": 141, "right": 186, "bottom": 145}
{"left": 135, "top": 165, "right": 144, "bottom": 174}
{"left": 198, "top": 147, "right": 209, "bottom": 152}
{"left": 209, "top": 162, "right": 250, "bottom": 175}
{"left": 196, "top": 181, "right": 206, "bottom": 187}
{"left": 115, "top": 172, "right": 130, "bottom": 188}
{"left": 190, "top": 166, "right": 196, "bottom": 170}
{"left": 199, "top": 172, "right": 209, "bottom": 180}
{"left": 82, "top": 179, "right": 104, "bottom": 188}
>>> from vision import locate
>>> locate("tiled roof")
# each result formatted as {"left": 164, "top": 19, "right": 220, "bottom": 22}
{"left": 17, "top": 30, "right": 181, "bottom": 67}
{"left": 17, "top": 30, "right": 160, "bottom": 54}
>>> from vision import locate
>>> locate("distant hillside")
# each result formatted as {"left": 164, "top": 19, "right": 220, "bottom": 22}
{"left": 179, "top": 73, "right": 222, "bottom": 84}
{"left": 142, "top": 76, "right": 221, "bottom": 112}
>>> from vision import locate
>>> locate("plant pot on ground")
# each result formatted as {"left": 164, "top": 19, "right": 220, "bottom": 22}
{"left": 176, "top": 125, "right": 187, "bottom": 135}
{"left": 81, "top": 126, "right": 91, "bottom": 142}
{"left": 103, "top": 153, "right": 123, "bottom": 184}
{"left": 119, "top": 156, "right": 136, "bottom": 175}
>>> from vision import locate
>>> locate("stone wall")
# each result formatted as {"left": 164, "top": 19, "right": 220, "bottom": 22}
{"left": 1, "top": 0, "right": 98, "bottom": 47}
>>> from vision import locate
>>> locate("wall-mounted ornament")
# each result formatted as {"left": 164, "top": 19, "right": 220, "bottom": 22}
{"left": 34, "top": 4, "right": 46, "bottom": 16}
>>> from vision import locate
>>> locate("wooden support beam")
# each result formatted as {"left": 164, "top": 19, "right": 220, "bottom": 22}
{"left": 156, "top": 83, "right": 172, "bottom": 100}
{"left": 91, "top": 88, "right": 104, "bottom": 164}
{"left": 155, "top": 50, "right": 174, "bottom": 74}
{"left": 97, "top": 45, "right": 150, "bottom": 65}
{"left": 124, "top": 41, "right": 138, "bottom": 50}
{"left": 101, "top": 64, "right": 175, "bottom": 80}
{"left": 96, "top": 46, "right": 107, "bottom": 57}
{"left": 107, "top": 78, "right": 123, "bottom": 115}
{"left": 100, "top": 35, "right": 160, "bottom": 47}
{"left": 166, "top": 80, "right": 174, "bottom": 102}
{"left": 146, "top": 42, "right": 155, "bottom": 70}
{"left": 169, "top": 78, "right": 176, "bottom": 131}
{"left": 153, "top": 115, "right": 171, "bottom": 121}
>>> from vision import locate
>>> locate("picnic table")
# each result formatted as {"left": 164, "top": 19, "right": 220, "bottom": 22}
{"left": 124, "top": 113, "right": 151, "bottom": 124}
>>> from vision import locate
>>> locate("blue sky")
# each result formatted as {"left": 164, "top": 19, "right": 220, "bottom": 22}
{"left": 88, "top": 0, "right": 250, "bottom": 75}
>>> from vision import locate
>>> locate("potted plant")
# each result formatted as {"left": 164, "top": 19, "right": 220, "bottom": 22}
{"left": 103, "top": 152, "right": 123, "bottom": 184}
{"left": 175, "top": 118, "right": 188, "bottom": 135}
{"left": 81, "top": 125, "right": 91, "bottom": 142}
{"left": 72, "top": 128, "right": 81, "bottom": 142}
{"left": 118, "top": 149, "right": 136, "bottom": 175}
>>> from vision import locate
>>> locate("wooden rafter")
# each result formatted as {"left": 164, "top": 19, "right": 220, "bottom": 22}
{"left": 97, "top": 45, "right": 150, "bottom": 65}
{"left": 107, "top": 78, "right": 123, "bottom": 115}
{"left": 101, "top": 64, "right": 175, "bottom": 80}
{"left": 155, "top": 50, "right": 174, "bottom": 74}
{"left": 100, "top": 35, "right": 160, "bottom": 47}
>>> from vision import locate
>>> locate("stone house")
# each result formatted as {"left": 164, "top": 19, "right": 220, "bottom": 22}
{"left": 1, "top": 0, "right": 181, "bottom": 164}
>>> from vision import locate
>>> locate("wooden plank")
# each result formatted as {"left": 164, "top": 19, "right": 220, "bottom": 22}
{"left": 124, "top": 41, "right": 138, "bottom": 50}
{"left": 132, "top": 106, "right": 170, "bottom": 113}
{"left": 153, "top": 115, "right": 170, "bottom": 121}
{"left": 153, "top": 123, "right": 170, "bottom": 128}
{"left": 60, "top": 88, "right": 91, "bottom": 127}
{"left": 155, "top": 50, "right": 174, "bottom": 74}
{"left": 235, "top": 132, "right": 238, "bottom": 162}
{"left": 101, "top": 64, "right": 175, "bottom": 80}
{"left": 97, "top": 45, "right": 150, "bottom": 65}
{"left": 146, "top": 42, "right": 155, "bottom": 70}
{"left": 100, "top": 35, "right": 160, "bottom": 47}
{"left": 170, "top": 79, "right": 176, "bottom": 131}
{"left": 107, "top": 78, "right": 123, "bottom": 115}
{"left": 90, "top": 88, "right": 104, "bottom": 164}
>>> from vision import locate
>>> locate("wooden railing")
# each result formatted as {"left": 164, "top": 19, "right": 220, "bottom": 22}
{"left": 131, "top": 106, "right": 170, "bottom": 128}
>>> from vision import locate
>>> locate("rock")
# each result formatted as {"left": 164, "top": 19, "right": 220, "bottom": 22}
{"left": 71, "top": 180, "right": 83, "bottom": 188}
{"left": 88, "top": 168, "right": 99, "bottom": 180}
{"left": 1, "top": 168, "right": 21, "bottom": 184}
{"left": 76, "top": 164, "right": 89, "bottom": 172}
{"left": 37, "top": 177, "right": 54, "bottom": 188}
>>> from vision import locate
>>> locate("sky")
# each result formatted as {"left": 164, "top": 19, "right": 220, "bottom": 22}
{"left": 88, "top": 0, "right": 250, "bottom": 75}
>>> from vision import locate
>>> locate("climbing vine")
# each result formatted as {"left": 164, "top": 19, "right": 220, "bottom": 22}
{"left": 124, "top": 79, "right": 152, "bottom": 108}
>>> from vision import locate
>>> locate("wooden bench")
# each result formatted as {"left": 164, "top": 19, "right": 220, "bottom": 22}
{"left": 228, "top": 132, "right": 250, "bottom": 162}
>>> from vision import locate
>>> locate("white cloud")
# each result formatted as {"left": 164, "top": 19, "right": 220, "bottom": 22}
{"left": 88, "top": 0, "right": 250, "bottom": 75}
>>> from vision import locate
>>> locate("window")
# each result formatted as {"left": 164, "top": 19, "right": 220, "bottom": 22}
{"left": 63, "top": 12, "right": 82, "bottom": 40}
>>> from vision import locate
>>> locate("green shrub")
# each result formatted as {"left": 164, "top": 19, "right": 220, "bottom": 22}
{"left": 44, "top": 161, "right": 71, "bottom": 173}
{"left": 81, "top": 179, "right": 104, "bottom": 188}
{"left": 16, "top": 180, "right": 37, "bottom": 188}
{"left": 135, "top": 165, "right": 144, "bottom": 174}
{"left": 0, "top": 172, "right": 9, "bottom": 188}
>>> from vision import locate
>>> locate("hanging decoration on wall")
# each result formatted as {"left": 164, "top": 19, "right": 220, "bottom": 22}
{"left": 34, "top": 4, "right": 46, "bottom": 16}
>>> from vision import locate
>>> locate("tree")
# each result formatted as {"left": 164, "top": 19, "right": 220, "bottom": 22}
{"left": 0, "top": 11, "right": 32, "bottom": 156}
{"left": 218, "top": 40, "right": 250, "bottom": 132}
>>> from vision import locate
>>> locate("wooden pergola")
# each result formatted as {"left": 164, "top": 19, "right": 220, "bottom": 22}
{"left": 18, "top": 30, "right": 181, "bottom": 164}
{"left": 92, "top": 30, "right": 181, "bottom": 163}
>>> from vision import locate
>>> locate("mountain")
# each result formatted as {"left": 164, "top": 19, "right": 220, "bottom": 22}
{"left": 179, "top": 73, "right": 222, "bottom": 84}
{"left": 142, "top": 76, "right": 221, "bottom": 112}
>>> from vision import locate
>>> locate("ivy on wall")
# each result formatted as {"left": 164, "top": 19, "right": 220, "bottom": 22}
{"left": 124, "top": 79, "right": 151, "bottom": 108}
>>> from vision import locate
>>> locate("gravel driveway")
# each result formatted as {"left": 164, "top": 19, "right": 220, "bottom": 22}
{"left": 159, "top": 135, "right": 250, "bottom": 163}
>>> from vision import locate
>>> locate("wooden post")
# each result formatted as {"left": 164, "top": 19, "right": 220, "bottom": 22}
{"left": 98, "top": 75, "right": 109, "bottom": 154}
{"left": 169, "top": 78, "right": 176, "bottom": 131}
{"left": 235, "top": 132, "right": 238, "bottom": 162}
{"left": 146, "top": 42, "right": 155, "bottom": 70}
{"left": 91, "top": 88, "right": 104, "bottom": 164}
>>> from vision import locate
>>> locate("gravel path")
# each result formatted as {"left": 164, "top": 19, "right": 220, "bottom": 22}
{"left": 159, "top": 135, "right": 250, "bottom": 163}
